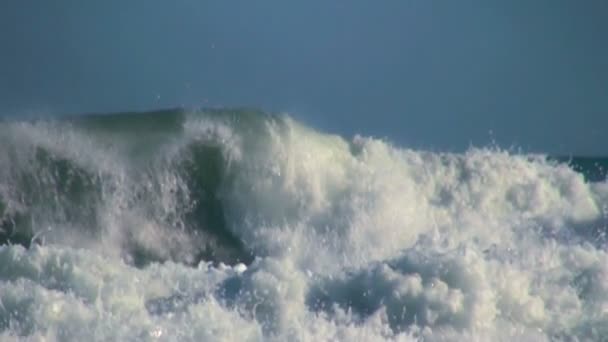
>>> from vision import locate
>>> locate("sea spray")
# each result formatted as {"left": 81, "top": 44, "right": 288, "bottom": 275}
{"left": 1, "top": 108, "right": 607, "bottom": 341}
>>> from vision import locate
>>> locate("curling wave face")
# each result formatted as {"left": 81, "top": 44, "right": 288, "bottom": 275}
{"left": 0, "top": 108, "right": 607, "bottom": 341}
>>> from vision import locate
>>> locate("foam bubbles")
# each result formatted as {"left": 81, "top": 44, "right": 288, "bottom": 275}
{"left": 1, "top": 110, "right": 607, "bottom": 340}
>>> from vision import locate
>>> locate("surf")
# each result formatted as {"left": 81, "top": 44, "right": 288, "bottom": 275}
{"left": 1, "top": 108, "right": 607, "bottom": 340}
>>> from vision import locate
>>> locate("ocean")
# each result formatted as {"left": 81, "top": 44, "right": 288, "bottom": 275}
{"left": 1, "top": 109, "right": 607, "bottom": 341}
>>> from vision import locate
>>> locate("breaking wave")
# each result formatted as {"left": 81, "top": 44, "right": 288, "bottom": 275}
{"left": 1, "top": 108, "right": 607, "bottom": 341}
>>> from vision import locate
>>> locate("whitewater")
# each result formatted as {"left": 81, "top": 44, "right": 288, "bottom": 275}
{"left": 1, "top": 109, "right": 607, "bottom": 341}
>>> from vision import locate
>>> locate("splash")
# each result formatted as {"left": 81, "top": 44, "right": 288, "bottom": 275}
{"left": 1, "top": 108, "right": 607, "bottom": 341}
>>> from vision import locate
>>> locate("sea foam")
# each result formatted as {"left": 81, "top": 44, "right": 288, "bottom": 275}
{"left": 0, "top": 109, "right": 607, "bottom": 341}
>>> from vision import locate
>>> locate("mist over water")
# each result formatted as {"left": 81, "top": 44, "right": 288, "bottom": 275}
{"left": 1, "top": 109, "right": 607, "bottom": 341}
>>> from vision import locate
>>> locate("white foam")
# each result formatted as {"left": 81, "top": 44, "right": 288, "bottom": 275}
{"left": 1, "top": 113, "right": 607, "bottom": 340}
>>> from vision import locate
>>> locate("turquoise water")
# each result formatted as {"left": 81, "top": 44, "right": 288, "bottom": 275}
{"left": 555, "top": 156, "right": 608, "bottom": 183}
